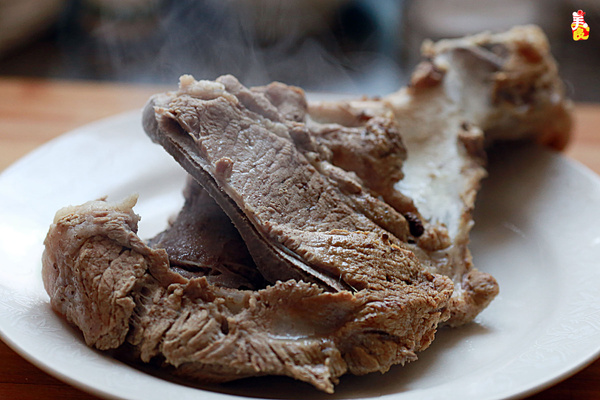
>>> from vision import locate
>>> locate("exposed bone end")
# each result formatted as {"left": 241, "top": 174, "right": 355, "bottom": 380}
{"left": 415, "top": 25, "right": 573, "bottom": 150}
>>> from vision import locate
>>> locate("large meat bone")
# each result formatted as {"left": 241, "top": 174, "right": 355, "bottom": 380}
{"left": 308, "top": 25, "right": 570, "bottom": 325}
{"left": 310, "top": 94, "right": 494, "bottom": 326}
{"left": 42, "top": 196, "right": 452, "bottom": 393}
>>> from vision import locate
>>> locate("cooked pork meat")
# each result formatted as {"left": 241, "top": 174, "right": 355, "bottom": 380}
{"left": 44, "top": 71, "right": 458, "bottom": 394}
{"left": 144, "top": 75, "right": 422, "bottom": 292}
{"left": 306, "top": 113, "right": 425, "bottom": 230}
{"left": 41, "top": 25, "right": 572, "bottom": 393}
{"left": 308, "top": 25, "right": 570, "bottom": 325}
{"left": 43, "top": 196, "right": 452, "bottom": 393}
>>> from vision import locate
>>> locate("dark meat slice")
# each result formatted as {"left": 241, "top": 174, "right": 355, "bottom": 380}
{"left": 149, "top": 177, "right": 266, "bottom": 290}
{"left": 42, "top": 195, "right": 452, "bottom": 393}
{"left": 143, "top": 75, "right": 416, "bottom": 292}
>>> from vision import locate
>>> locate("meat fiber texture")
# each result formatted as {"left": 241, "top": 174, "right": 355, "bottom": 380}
{"left": 43, "top": 194, "right": 453, "bottom": 393}
{"left": 42, "top": 25, "right": 571, "bottom": 393}
{"left": 43, "top": 76, "right": 456, "bottom": 393}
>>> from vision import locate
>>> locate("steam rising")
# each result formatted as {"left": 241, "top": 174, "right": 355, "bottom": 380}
{"left": 59, "top": 0, "right": 403, "bottom": 96}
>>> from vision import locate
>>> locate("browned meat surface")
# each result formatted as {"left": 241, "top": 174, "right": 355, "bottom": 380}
{"left": 42, "top": 196, "right": 452, "bottom": 393}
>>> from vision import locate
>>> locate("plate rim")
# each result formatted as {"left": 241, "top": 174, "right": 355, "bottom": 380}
{"left": 1, "top": 111, "right": 600, "bottom": 400}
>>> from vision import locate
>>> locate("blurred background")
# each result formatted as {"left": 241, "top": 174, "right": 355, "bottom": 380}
{"left": 0, "top": 0, "right": 598, "bottom": 100}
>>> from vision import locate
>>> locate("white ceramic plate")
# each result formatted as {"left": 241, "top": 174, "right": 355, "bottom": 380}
{"left": 1, "top": 111, "right": 600, "bottom": 400}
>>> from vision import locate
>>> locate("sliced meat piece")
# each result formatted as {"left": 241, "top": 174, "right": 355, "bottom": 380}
{"left": 42, "top": 194, "right": 452, "bottom": 393}
{"left": 143, "top": 75, "right": 417, "bottom": 292}
{"left": 149, "top": 177, "right": 266, "bottom": 290}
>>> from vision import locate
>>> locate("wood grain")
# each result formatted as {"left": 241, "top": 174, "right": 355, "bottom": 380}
{"left": 0, "top": 77, "right": 167, "bottom": 171}
{"left": 0, "top": 77, "right": 599, "bottom": 399}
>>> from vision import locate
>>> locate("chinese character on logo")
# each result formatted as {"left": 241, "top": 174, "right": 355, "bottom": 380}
{"left": 571, "top": 10, "right": 590, "bottom": 41}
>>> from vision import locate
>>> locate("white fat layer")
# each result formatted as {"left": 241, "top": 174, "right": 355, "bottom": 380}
{"left": 53, "top": 194, "right": 139, "bottom": 224}
{"left": 178, "top": 74, "right": 225, "bottom": 100}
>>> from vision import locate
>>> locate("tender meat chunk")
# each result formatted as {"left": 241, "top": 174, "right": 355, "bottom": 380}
{"left": 306, "top": 114, "right": 424, "bottom": 228}
{"left": 308, "top": 117, "right": 405, "bottom": 194}
{"left": 144, "top": 75, "right": 418, "bottom": 292}
{"left": 42, "top": 195, "right": 175, "bottom": 350}
{"left": 42, "top": 197, "right": 452, "bottom": 393}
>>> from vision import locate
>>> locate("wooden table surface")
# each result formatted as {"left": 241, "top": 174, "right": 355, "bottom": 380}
{"left": 0, "top": 77, "right": 599, "bottom": 399}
